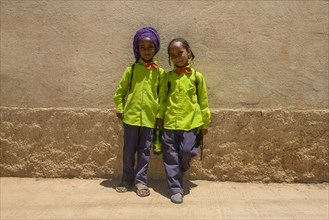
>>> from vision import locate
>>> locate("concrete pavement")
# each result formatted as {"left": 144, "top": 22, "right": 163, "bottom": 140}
{"left": 1, "top": 177, "right": 328, "bottom": 220}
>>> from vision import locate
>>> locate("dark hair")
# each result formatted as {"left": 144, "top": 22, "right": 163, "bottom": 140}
{"left": 167, "top": 38, "right": 195, "bottom": 65}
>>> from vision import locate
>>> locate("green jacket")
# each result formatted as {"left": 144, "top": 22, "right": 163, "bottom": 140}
{"left": 158, "top": 64, "right": 211, "bottom": 131}
{"left": 114, "top": 60, "right": 165, "bottom": 128}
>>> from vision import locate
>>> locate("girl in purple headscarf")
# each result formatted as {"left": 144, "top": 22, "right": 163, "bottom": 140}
{"left": 113, "top": 26, "right": 165, "bottom": 197}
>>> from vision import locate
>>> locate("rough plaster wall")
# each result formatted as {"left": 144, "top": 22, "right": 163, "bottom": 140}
{"left": 1, "top": 107, "right": 328, "bottom": 182}
{"left": 1, "top": 0, "right": 328, "bottom": 109}
{"left": 0, "top": 1, "right": 328, "bottom": 181}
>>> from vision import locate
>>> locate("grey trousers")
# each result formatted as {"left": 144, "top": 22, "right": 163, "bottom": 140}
{"left": 121, "top": 123, "right": 153, "bottom": 185}
{"left": 162, "top": 128, "right": 198, "bottom": 195}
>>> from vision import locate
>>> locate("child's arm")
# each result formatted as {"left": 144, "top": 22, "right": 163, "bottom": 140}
{"left": 196, "top": 72, "right": 211, "bottom": 132}
{"left": 113, "top": 66, "right": 133, "bottom": 119}
{"left": 156, "top": 71, "right": 169, "bottom": 126}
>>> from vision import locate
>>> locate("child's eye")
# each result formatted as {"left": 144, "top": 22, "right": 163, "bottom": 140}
{"left": 140, "top": 46, "right": 154, "bottom": 51}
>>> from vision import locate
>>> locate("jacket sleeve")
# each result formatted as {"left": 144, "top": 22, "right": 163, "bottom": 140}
{"left": 157, "top": 71, "right": 169, "bottom": 119}
{"left": 113, "top": 66, "right": 132, "bottom": 112}
{"left": 196, "top": 72, "right": 211, "bottom": 129}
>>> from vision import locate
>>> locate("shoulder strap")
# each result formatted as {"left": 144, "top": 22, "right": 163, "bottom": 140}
{"left": 128, "top": 63, "right": 135, "bottom": 93}
{"left": 167, "top": 71, "right": 172, "bottom": 96}
{"left": 157, "top": 68, "right": 160, "bottom": 95}
{"left": 194, "top": 70, "right": 199, "bottom": 103}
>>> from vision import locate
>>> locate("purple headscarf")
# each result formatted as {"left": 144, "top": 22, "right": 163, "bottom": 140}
{"left": 133, "top": 26, "right": 160, "bottom": 62}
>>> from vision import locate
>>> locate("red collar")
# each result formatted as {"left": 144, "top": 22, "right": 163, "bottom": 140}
{"left": 176, "top": 67, "right": 192, "bottom": 75}
{"left": 145, "top": 62, "right": 160, "bottom": 70}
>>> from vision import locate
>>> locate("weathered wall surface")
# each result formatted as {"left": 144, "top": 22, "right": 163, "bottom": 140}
{"left": 1, "top": 1, "right": 328, "bottom": 109}
{"left": 1, "top": 107, "right": 328, "bottom": 183}
{"left": 0, "top": 1, "right": 328, "bottom": 182}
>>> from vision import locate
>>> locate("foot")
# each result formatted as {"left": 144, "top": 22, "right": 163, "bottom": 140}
{"left": 135, "top": 183, "right": 150, "bottom": 197}
{"left": 115, "top": 182, "right": 130, "bottom": 193}
{"left": 170, "top": 193, "right": 183, "bottom": 204}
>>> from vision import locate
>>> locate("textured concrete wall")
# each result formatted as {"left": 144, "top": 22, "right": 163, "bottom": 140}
{"left": 1, "top": 0, "right": 328, "bottom": 109}
{"left": 0, "top": 1, "right": 328, "bottom": 182}
{"left": 1, "top": 107, "right": 328, "bottom": 183}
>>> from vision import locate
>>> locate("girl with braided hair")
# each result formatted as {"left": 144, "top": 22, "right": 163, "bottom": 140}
{"left": 157, "top": 38, "right": 210, "bottom": 203}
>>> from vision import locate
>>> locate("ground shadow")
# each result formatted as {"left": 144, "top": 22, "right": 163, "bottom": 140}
{"left": 100, "top": 179, "right": 121, "bottom": 190}
{"left": 148, "top": 178, "right": 198, "bottom": 198}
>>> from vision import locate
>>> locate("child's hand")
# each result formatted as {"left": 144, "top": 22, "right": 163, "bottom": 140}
{"left": 116, "top": 112, "right": 124, "bottom": 120}
{"left": 201, "top": 129, "right": 208, "bottom": 136}
{"left": 156, "top": 118, "right": 164, "bottom": 128}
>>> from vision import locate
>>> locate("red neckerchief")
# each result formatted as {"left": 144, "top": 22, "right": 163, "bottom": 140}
{"left": 176, "top": 67, "right": 192, "bottom": 75}
{"left": 145, "top": 62, "right": 160, "bottom": 70}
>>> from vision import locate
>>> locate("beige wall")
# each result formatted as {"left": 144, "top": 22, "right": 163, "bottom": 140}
{"left": 1, "top": 0, "right": 328, "bottom": 109}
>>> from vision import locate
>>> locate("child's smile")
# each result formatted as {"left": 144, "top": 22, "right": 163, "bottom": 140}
{"left": 168, "top": 41, "right": 190, "bottom": 68}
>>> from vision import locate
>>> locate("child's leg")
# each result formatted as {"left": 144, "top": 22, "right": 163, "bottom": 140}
{"left": 179, "top": 129, "right": 198, "bottom": 172}
{"left": 134, "top": 126, "right": 153, "bottom": 186}
{"left": 122, "top": 123, "right": 139, "bottom": 184}
{"left": 162, "top": 129, "right": 184, "bottom": 196}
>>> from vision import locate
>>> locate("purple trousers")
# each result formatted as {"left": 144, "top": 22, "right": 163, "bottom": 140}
{"left": 162, "top": 128, "right": 198, "bottom": 195}
{"left": 121, "top": 123, "right": 153, "bottom": 185}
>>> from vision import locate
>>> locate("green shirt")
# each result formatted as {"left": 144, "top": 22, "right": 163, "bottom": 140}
{"left": 158, "top": 64, "right": 211, "bottom": 131}
{"left": 113, "top": 60, "right": 165, "bottom": 128}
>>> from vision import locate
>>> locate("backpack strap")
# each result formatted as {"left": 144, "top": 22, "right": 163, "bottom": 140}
{"left": 127, "top": 63, "right": 135, "bottom": 94}
{"left": 167, "top": 72, "right": 172, "bottom": 96}
{"left": 194, "top": 70, "right": 199, "bottom": 104}
{"left": 157, "top": 68, "right": 160, "bottom": 96}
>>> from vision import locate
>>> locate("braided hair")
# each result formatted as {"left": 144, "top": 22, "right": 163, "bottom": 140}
{"left": 167, "top": 38, "right": 195, "bottom": 65}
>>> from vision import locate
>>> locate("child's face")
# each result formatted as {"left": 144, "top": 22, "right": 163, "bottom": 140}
{"left": 138, "top": 37, "right": 156, "bottom": 62}
{"left": 168, "top": 41, "right": 190, "bottom": 68}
